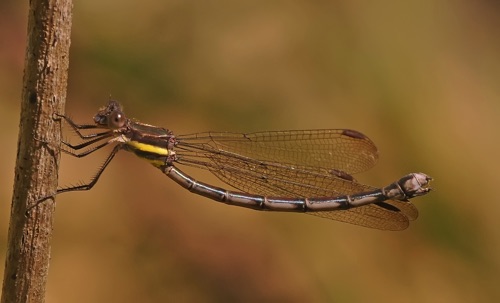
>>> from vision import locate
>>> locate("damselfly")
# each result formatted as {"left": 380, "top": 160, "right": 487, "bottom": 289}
{"left": 48, "top": 101, "right": 432, "bottom": 230}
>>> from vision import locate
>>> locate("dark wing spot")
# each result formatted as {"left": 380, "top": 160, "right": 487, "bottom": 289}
{"left": 330, "top": 169, "right": 355, "bottom": 181}
{"left": 375, "top": 202, "right": 400, "bottom": 212}
{"left": 342, "top": 129, "right": 368, "bottom": 140}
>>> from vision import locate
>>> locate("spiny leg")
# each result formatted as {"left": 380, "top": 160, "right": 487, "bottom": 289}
{"left": 28, "top": 144, "right": 123, "bottom": 212}
{"left": 61, "top": 132, "right": 114, "bottom": 155}
{"left": 61, "top": 139, "right": 115, "bottom": 158}
{"left": 56, "top": 113, "right": 111, "bottom": 139}
{"left": 57, "top": 112, "right": 116, "bottom": 156}
{"left": 57, "top": 144, "right": 122, "bottom": 194}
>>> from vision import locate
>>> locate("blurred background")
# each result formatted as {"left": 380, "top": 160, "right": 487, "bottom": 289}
{"left": 1, "top": 0, "right": 499, "bottom": 302}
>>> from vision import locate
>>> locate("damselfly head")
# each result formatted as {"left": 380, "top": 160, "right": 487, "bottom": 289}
{"left": 93, "top": 100, "right": 127, "bottom": 129}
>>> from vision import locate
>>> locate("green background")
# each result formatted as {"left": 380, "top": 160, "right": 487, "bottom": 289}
{"left": 1, "top": 1, "right": 499, "bottom": 302}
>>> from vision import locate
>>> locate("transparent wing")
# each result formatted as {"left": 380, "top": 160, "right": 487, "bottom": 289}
{"left": 175, "top": 130, "right": 417, "bottom": 230}
{"left": 177, "top": 129, "right": 378, "bottom": 174}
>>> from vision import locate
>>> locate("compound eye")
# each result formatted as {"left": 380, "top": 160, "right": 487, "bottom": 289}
{"left": 108, "top": 111, "right": 126, "bottom": 129}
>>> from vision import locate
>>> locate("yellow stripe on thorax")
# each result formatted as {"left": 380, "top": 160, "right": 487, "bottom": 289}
{"left": 127, "top": 140, "right": 171, "bottom": 156}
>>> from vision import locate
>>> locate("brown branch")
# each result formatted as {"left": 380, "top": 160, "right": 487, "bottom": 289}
{"left": 1, "top": 0, "right": 73, "bottom": 302}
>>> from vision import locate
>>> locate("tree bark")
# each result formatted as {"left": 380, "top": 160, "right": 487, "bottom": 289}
{"left": 1, "top": 0, "right": 72, "bottom": 302}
